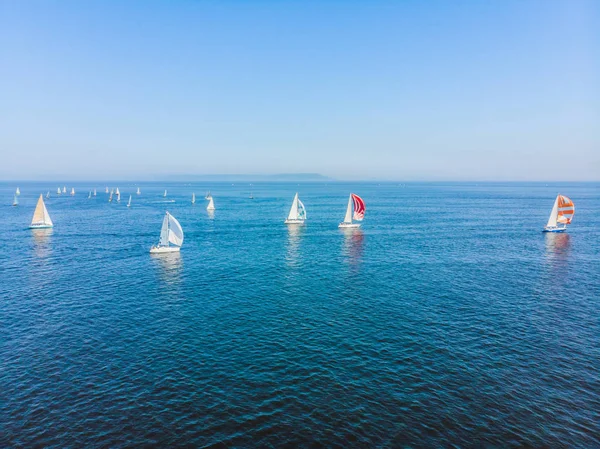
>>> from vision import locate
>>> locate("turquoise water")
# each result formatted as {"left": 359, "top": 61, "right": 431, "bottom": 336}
{"left": 1, "top": 182, "right": 599, "bottom": 447}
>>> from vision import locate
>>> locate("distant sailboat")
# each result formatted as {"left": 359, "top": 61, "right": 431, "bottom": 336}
{"left": 191, "top": 193, "right": 196, "bottom": 204}
{"left": 63, "top": 186, "right": 67, "bottom": 194}
{"left": 207, "top": 197, "right": 215, "bottom": 211}
{"left": 71, "top": 188, "right": 75, "bottom": 196}
{"left": 105, "top": 187, "right": 109, "bottom": 193}
{"left": 93, "top": 189, "right": 97, "bottom": 196}
{"left": 127, "top": 195, "right": 132, "bottom": 208}
{"left": 12, "top": 194, "right": 18, "bottom": 206}
{"left": 116, "top": 187, "right": 120, "bottom": 196}
{"left": 150, "top": 212, "right": 184, "bottom": 253}
{"left": 16, "top": 187, "right": 20, "bottom": 196}
{"left": 249, "top": 191, "right": 254, "bottom": 199}
{"left": 163, "top": 190, "right": 167, "bottom": 198}
{"left": 46, "top": 191, "right": 50, "bottom": 199}
{"left": 543, "top": 194, "right": 575, "bottom": 232}
{"left": 57, "top": 187, "right": 61, "bottom": 195}
{"left": 116, "top": 191, "right": 121, "bottom": 202}
{"left": 88, "top": 191, "right": 91, "bottom": 199}
{"left": 136, "top": 187, "right": 141, "bottom": 195}
{"left": 284, "top": 193, "right": 306, "bottom": 224}
{"left": 205, "top": 191, "right": 211, "bottom": 200}
{"left": 29, "top": 195, "right": 53, "bottom": 229}
{"left": 109, "top": 191, "right": 113, "bottom": 202}
{"left": 339, "top": 193, "right": 365, "bottom": 228}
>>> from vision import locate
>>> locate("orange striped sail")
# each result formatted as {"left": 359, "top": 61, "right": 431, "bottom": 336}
{"left": 557, "top": 195, "right": 575, "bottom": 224}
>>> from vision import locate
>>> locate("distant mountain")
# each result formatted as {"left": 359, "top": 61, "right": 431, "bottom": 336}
{"left": 162, "top": 173, "right": 333, "bottom": 182}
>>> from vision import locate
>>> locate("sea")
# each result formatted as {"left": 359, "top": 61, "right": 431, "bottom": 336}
{"left": 1, "top": 181, "right": 599, "bottom": 448}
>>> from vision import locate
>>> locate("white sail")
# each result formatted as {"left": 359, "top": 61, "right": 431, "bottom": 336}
{"left": 57, "top": 187, "right": 61, "bottom": 194}
{"left": 287, "top": 193, "right": 299, "bottom": 220}
{"left": 117, "top": 192, "right": 121, "bottom": 202}
{"left": 88, "top": 191, "right": 91, "bottom": 199}
{"left": 159, "top": 214, "right": 169, "bottom": 246}
{"left": 127, "top": 195, "right": 132, "bottom": 207}
{"left": 71, "top": 188, "right": 75, "bottom": 196}
{"left": 63, "top": 186, "right": 66, "bottom": 193}
{"left": 46, "top": 191, "right": 50, "bottom": 199}
{"left": 167, "top": 213, "right": 184, "bottom": 247}
{"left": 93, "top": 189, "right": 97, "bottom": 196}
{"left": 192, "top": 193, "right": 196, "bottom": 204}
{"left": 207, "top": 197, "right": 215, "bottom": 210}
{"left": 30, "top": 195, "right": 53, "bottom": 227}
{"left": 546, "top": 197, "right": 558, "bottom": 228}
{"left": 136, "top": 187, "right": 140, "bottom": 195}
{"left": 109, "top": 192, "right": 113, "bottom": 202}
{"left": 105, "top": 187, "right": 109, "bottom": 193}
{"left": 116, "top": 187, "right": 120, "bottom": 195}
{"left": 13, "top": 194, "right": 18, "bottom": 206}
{"left": 164, "top": 190, "right": 167, "bottom": 197}
{"left": 16, "top": 187, "right": 20, "bottom": 195}
{"left": 343, "top": 194, "right": 353, "bottom": 223}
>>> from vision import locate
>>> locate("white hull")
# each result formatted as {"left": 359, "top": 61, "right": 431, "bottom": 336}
{"left": 150, "top": 245, "right": 181, "bottom": 254}
{"left": 339, "top": 222, "right": 360, "bottom": 228}
{"left": 30, "top": 224, "right": 53, "bottom": 229}
{"left": 543, "top": 225, "right": 567, "bottom": 233}
{"left": 285, "top": 219, "right": 305, "bottom": 225}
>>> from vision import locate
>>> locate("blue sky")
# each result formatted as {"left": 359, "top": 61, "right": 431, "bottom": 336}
{"left": 1, "top": 0, "right": 598, "bottom": 181}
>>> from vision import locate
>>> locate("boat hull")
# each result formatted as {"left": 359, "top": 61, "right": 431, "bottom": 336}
{"left": 339, "top": 222, "right": 360, "bottom": 228}
{"left": 150, "top": 245, "right": 181, "bottom": 254}
{"left": 29, "top": 224, "right": 53, "bottom": 229}
{"left": 285, "top": 219, "right": 305, "bottom": 225}
{"left": 543, "top": 226, "right": 567, "bottom": 233}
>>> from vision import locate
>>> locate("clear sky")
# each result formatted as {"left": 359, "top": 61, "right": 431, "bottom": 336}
{"left": 1, "top": 0, "right": 598, "bottom": 181}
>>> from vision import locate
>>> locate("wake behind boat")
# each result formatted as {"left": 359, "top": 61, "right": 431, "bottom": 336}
{"left": 29, "top": 195, "right": 53, "bottom": 229}
{"left": 543, "top": 194, "right": 574, "bottom": 232}
{"left": 339, "top": 193, "right": 365, "bottom": 228}
{"left": 285, "top": 193, "right": 306, "bottom": 224}
{"left": 150, "top": 212, "right": 184, "bottom": 253}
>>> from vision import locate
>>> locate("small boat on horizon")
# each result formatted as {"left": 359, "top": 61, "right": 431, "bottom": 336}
{"left": 16, "top": 187, "right": 20, "bottom": 196}
{"left": 46, "top": 191, "right": 50, "bottom": 199}
{"left": 164, "top": 190, "right": 167, "bottom": 198}
{"left": 12, "top": 194, "right": 18, "bottom": 206}
{"left": 71, "top": 188, "right": 75, "bottom": 196}
{"left": 57, "top": 187, "right": 61, "bottom": 195}
{"left": 543, "top": 194, "right": 574, "bottom": 233}
{"left": 127, "top": 195, "right": 132, "bottom": 208}
{"left": 116, "top": 187, "right": 120, "bottom": 196}
{"left": 88, "top": 191, "right": 91, "bottom": 199}
{"left": 62, "top": 186, "right": 67, "bottom": 194}
{"left": 93, "top": 189, "right": 97, "bottom": 196}
{"left": 192, "top": 193, "right": 196, "bottom": 204}
{"left": 339, "top": 193, "right": 365, "bottom": 228}
{"left": 137, "top": 187, "right": 141, "bottom": 195}
{"left": 207, "top": 196, "right": 215, "bottom": 211}
{"left": 105, "top": 187, "right": 109, "bottom": 193}
{"left": 109, "top": 191, "right": 113, "bottom": 202}
{"left": 29, "top": 195, "right": 53, "bottom": 229}
{"left": 284, "top": 193, "right": 306, "bottom": 225}
{"left": 150, "top": 211, "right": 184, "bottom": 253}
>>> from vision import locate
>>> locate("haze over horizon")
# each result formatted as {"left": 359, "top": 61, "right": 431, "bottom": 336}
{"left": 1, "top": 1, "right": 598, "bottom": 181}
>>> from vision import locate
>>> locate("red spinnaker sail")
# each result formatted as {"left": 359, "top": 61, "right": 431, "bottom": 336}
{"left": 351, "top": 193, "right": 365, "bottom": 220}
{"left": 557, "top": 195, "right": 574, "bottom": 224}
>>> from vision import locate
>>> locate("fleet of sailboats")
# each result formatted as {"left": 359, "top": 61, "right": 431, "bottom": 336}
{"left": 29, "top": 195, "right": 53, "bottom": 229}
{"left": 150, "top": 212, "right": 184, "bottom": 253}
{"left": 339, "top": 193, "right": 366, "bottom": 228}
{"left": 284, "top": 193, "right": 306, "bottom": 224}
{"left": 543, "top": 194, "right": 575, "bottom": 233}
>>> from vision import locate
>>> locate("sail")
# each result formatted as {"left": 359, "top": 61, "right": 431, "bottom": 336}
{"left": 63, "top": 186, "right": 66, "bottom": 193}
{"left": 117, "top": 192, "right": 121, "bottom": 202}
{"left": 557, "top": 195, "right": 574, "bottom": 224}
{"left": 46, "top": 191, "right": 50, "bottom": 198}
{"left": 128, "top": 195, "right": 132, "bottom": 206}
{"left": 105, "top": 187, "right": 109, "bottom": 193}
{"left": 94, "top": 189, "right": 97, "bottom": 196}
{"left": 164, "top": 190, "right": 167, "bottom": 197}
{"left": 13, "top": 195, "right": 18, "bottom": 205}
{"left": 116, "top": 188, "right": 120, "bottom": 195}
{"left": 192, "top": 193, "right": 195, "bottom": 204}
{"left": 71, "top": 188, "right": 75, "bottom": 195}
{"left": 207, "top": 197, "right": 215, "bottom": 210}
{"left": 31, "top": 195, "right": 53, "bottom": 226}
{"left": 297, "top": 199, "right": 306, "bottom": 219}
{"left": 16, "top": 187, "right": 20, "bottom": 195}
{"left": 159, "top": 213, "right": 169, "bottom": 246}
{"left": 546, "top": 197, "right": 559, "bottom": 228}
{"left": 88, "top": 191, "right": 91, "bottom": 198}
{"left": 351, "top": 194, "right": 365, "bottom": 220}
{"left": 137, "top": 187, "right": 140, "bottom": 195}
{"left": 57, "top": 187, "right": 61, "bottom": 194}
{"left": 167, "top": 213, "right": 184, "bottom": 247}
{"left": 287, "top": 193, "right": 299, "bottom": 220}
{"left": 343, "top": 195, "right": 353, "bottom": 223}
{"left": 109, "top": 192, "right": 113, "bottom": 202}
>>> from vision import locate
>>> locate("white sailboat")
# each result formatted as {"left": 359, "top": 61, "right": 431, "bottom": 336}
{"left": 12, "top": 194, "right": 18, "bottom": 206}
{"left": 543, "top": 194, "right": 575, "bottom": 232}
{"left": 57, "top": 187, "right": 61, "bottom": 195}
{"left": 71, "top": 188, "right": 75, "bottom": 196}
{"left": 191, "top": 193, "right": 196, "bottom": 204}
{"left": 116, "top": 191, "right": 121, "bottom": 202}
{"left": 249, "top": 191, "right": 254, "bottom": 199}
{"left": 127, "top": 195, "right": 132, "bottom": 208}
{"left": 115, "top": 187, "right": 120, "bottom": 196}
{"left": 46, "top": 191, "right": 50, "bottom": 199}
{"left": 16, "top": 187, "right": 20, "bottom": 196}
{"left": 284, "top": 193, "right": 306, "bottom": 224}
{"left": 88, "top": 191, "right": 91, "bottom": 199}
{"left": 163, "top": 190, "right": 167, "bottom": 198}
{"left": 93, "top": 189, "right": 97, "bottom": 196}
{"left": 29, "top": 195, "right": 53, "bottom": 229}
{"left": 136, "top": 187, "right": 141, "bottom": 195}
{"left": 339, "top": 193, "right": 366, "bottom": 228}
{"left": 62, "top": 186, "right": 67, "bottom": 194}
{"left": 105, "top": 187, "right": 109, "bottom": 193}
{"left": 109, "top": 191, "right": 113, "bottom": 202}
{"left": 207, "top": 197, "right": 215, "bottom": 211}
{"left": 150, "top": 212, "right": 184, "bottom": 253}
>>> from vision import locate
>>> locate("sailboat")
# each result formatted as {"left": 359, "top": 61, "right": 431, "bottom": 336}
{"left": 116, "top": 187, "right": 120, "bottom": 196}
{"left": 150, "top": 212, "right": 184, "bottom": 253}
{"left": 62, "top": 186, "right": 67, "bottom": 194}
{"left": 57, "top": 187, "right": 61, "bottom": 195}
{"left": 16, "top": 187, "right": 20, "bottom": 196}
{"left": 543, "top": 194, "right": 575, "bottom": 232}
{"left": 136, "top": 187, "right": 141, "bottom": 195}
{"left": 207, "top": 197, "right": 215, "bottom": 211}
{"left": 109, "top": 191, "right": 113, "bottom": 202}
{"left": 116, "top": 191, "right": 121, "bottom": 202}
{"left": 88, "top": 191, "right": 92, "bottom": 199}
{"left": 249, "top": 191, "right": 254, "bottom": 199}
{"left": 205, "top": 191, "right": 211, "bottom": 200}
{"left": 127, "top": 195, "right": 132, "bottom": 208}
{"left": 339, "top": 193, "right": 366, "bottom": 228}
{"left": 12, "top": 194, "right": 18, "bottom": 206}
{"left": 46, "top": 191, "right": 50, "bottom": 199}
{"left": 93, "top": 189, "right": 97, "bottom": 196}
{"left": 284, "top": 193, "right": 306, "bottom": 224}
{"left": 71, "top": 188, "right": 75, "bottom": 196}
{"left": 191, "top": 193, "right": 196, "bottom": 204}
{"left": 163, "top": 190, "right": 167, "bottom": 198}
{"left": 29, "top": 195, "right": 53, "bottom": 229}
{"left": 105, "top": 187, "right": 109, "bottom": 193}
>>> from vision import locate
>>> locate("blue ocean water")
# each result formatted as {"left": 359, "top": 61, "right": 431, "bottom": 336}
{"left": 1, "top": 181, "right": 599, "bottom": 447}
